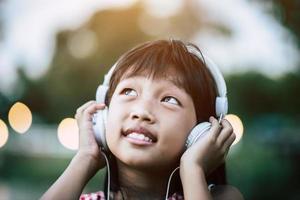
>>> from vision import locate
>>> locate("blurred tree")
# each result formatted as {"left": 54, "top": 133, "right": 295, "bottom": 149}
{"left": 270, "top": 0, "right": 300, "bottom": 48}
{"left": 277, "top": 72, "right": 300, "bottom": 114}
{"left": 0, "top": 91, "right": 10, "bottom": 120}
{"left": 25, "top": 5, "right": 152, "bottom": 123}
{"left": 0, "top": 0, "right": 4, "bottom": 40}
{"left": 17, "top": 68, "right": 49, "bottom": 121}
{"left": 227, "top": 72, "right": 278, "bottom": 116}
{"left": 227, "top": 71, "right": 300, "bottom": 124}
{"left": 17, "top": 1, "right": 300, "bottom": 125}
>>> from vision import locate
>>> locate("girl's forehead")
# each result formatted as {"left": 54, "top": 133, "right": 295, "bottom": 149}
{"left": 120, "top": 75, "right": 174, "bottom": 84}
{"left": 119, "top": 67, "right": 185, "bottom": 88}
{"left": 120, "top": 73, "right": 184, "bottom": 89}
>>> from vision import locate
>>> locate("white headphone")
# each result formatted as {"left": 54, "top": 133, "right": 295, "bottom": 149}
{"left": 92, "top": 45, "right": 228, "bottom": 151}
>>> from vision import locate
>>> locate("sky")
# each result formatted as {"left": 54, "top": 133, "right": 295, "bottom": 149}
{"left": 0, "top": 0, "right": 299, "bottom": 95}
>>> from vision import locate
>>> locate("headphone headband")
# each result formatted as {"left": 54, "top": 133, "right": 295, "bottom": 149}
{"left": 103, "top": 62, "right": 117, "bottom": 86}
{"left": 186, "top": 46, "right": 228, "bottom": 116}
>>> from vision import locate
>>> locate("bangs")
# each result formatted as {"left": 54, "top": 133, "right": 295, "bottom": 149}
{"left": 119, "top": 63, "right": 186, "bottom": 91}
{"left": 111, "top": 40, "right": 201, "bottom": 93}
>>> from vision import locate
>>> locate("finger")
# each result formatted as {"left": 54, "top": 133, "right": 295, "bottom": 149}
{"left": 217, "top": 119, "right": 234, "bottom": 146}
{"left": 75, "top": 101, "right": 95, "bottom": 119}
{"left": 83, "top": 103, "right": 106, "bottom": 121}
{"left": 209, "top": 116, "right": 222, "bottom": 139}
{"left": 221, "top": 132, "right": 235, "bottom": 157}
{"left": 76, "top": 101, "right": 96, "bottom": 114}
{"left": 222, "top": 133, "right": 236, "bottom": 159}
{"left": 223, "top": 132, "right": 236, "bottom": 150}
{"left": 223, "top": 146, "right": 230, "bottom": 158}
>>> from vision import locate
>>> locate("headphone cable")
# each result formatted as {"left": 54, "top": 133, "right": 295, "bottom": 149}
{"left": 100, "top": 151, "right": 111, "bottom": 200}
{"left": 165, "top": 166, "right": 180, "bottom": 200}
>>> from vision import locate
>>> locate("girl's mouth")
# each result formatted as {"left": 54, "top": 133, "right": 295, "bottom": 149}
{"left": 126, "top": 132, "right": 153, "bottom": 143}
{"left": 122, "top": 126, "right": 157, "bottom": 145}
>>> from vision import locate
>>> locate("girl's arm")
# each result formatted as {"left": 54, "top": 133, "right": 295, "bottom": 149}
{"left": 41, "top": 101, "right": 106, "bottom": 200}
{"left": 180, "top": 163, "right": 212, "bottom": 200}
{"left": 180, "top": 117, "right": 241, "bottom": 200}
{"left": 40, "top": 151, "right": 101, "bottom": 200}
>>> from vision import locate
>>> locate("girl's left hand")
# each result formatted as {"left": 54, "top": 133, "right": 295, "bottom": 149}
{"left": 180, "top": 116, "right": 236, "bottom": 176}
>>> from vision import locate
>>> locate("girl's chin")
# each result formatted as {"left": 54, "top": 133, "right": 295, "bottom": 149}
{"left": 116, "top": 153, "right": 179, "bottom": 171}
{"left": 109, "top": 141, "right": 182, "bottom": 169}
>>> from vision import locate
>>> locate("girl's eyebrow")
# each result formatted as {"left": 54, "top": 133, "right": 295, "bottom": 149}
{"left": 164, "top": 76, "right": 186, "bottom": 90}
{"left": 160, "top": 83, "right": 187, "bottom": 97}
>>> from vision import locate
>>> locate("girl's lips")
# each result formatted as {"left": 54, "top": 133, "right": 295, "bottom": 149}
{"left": 122, "top": 126, "right": 157, "bottom": 143}
{"left": 124, "top": 134, "right": 154, "bottom": 146}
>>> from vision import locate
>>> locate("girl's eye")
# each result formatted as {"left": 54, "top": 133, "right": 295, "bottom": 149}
{"left": 122, "top": 88, "right": 137, "bottom": 96}
{"left": 162, "top": 96, "right": 181, "bottom": 106}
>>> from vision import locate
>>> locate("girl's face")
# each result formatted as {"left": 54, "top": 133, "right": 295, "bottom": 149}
{"left": 106, "top": 75, "right": 197, "bottom": 171}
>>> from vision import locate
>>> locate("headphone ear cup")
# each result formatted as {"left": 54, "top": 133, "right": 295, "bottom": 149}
{"left": 92, "top": 107, "right": 109, "bottom": 150}
{"left": 185, "top": 122, "right": 211, "bottom": 149}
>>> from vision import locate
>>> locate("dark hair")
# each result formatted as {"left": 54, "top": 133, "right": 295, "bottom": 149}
{"left": 104, "top": 39, "right": 227, "bottom": 197}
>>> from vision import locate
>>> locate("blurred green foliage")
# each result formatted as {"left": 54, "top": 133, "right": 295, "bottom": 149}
{"left": 271, "top": 0, "right": 300, "bottom": 47}
{"left": 227, "top": 71, "right": 300, "bottom": 123}
{"left": 0, "top": 152, "right": 106, "bottom": 199}
{"left": 0, "top": 1, "right": 300, "bottom": 199}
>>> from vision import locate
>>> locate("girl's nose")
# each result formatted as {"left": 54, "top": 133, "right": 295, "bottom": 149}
{"left": 130, "top": 101, "right": 155, "bottom": 124}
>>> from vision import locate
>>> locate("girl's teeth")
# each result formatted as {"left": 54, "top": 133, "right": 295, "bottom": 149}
{"left": 127, "top": 132, "right": 153, "bottom": 142}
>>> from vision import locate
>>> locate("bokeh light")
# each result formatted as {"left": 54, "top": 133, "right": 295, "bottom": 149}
{"left": 8, "top": 102, "right": 32, "bottom": 134}
{"left": 225, "top": 114, "right": 244, "bottom": 145}
{"left": 57, "top": 118, "right": 79, "bottom": 150}
{"left": 0, "top": 119, "right": 9, "bottom": 148}
{"left": 67, "top": 29, "right": 98, "bottom": 59}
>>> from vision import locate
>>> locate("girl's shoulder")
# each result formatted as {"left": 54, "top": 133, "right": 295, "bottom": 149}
{"left": 80, "top": 191, "right": 105, "bottom": 200}
{"left": 210, "top": 185, "right": 244, "bottom": 200}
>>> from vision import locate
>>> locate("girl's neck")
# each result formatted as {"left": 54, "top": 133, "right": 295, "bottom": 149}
{"left": 117, "top": 161, "right": 174, "bottom": 199}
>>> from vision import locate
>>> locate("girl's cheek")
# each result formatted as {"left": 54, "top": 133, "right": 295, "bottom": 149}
{"left": 105, "top": 114, "right": 119, "bottom": 152}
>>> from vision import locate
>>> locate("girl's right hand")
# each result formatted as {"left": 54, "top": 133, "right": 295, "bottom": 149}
{"left": 74, "top": 101, "right": 107, "bottom": 170}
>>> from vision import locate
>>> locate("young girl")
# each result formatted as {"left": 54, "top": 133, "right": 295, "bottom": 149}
{"left": 41, "top": 39, "right": 243, "bottom": 200}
